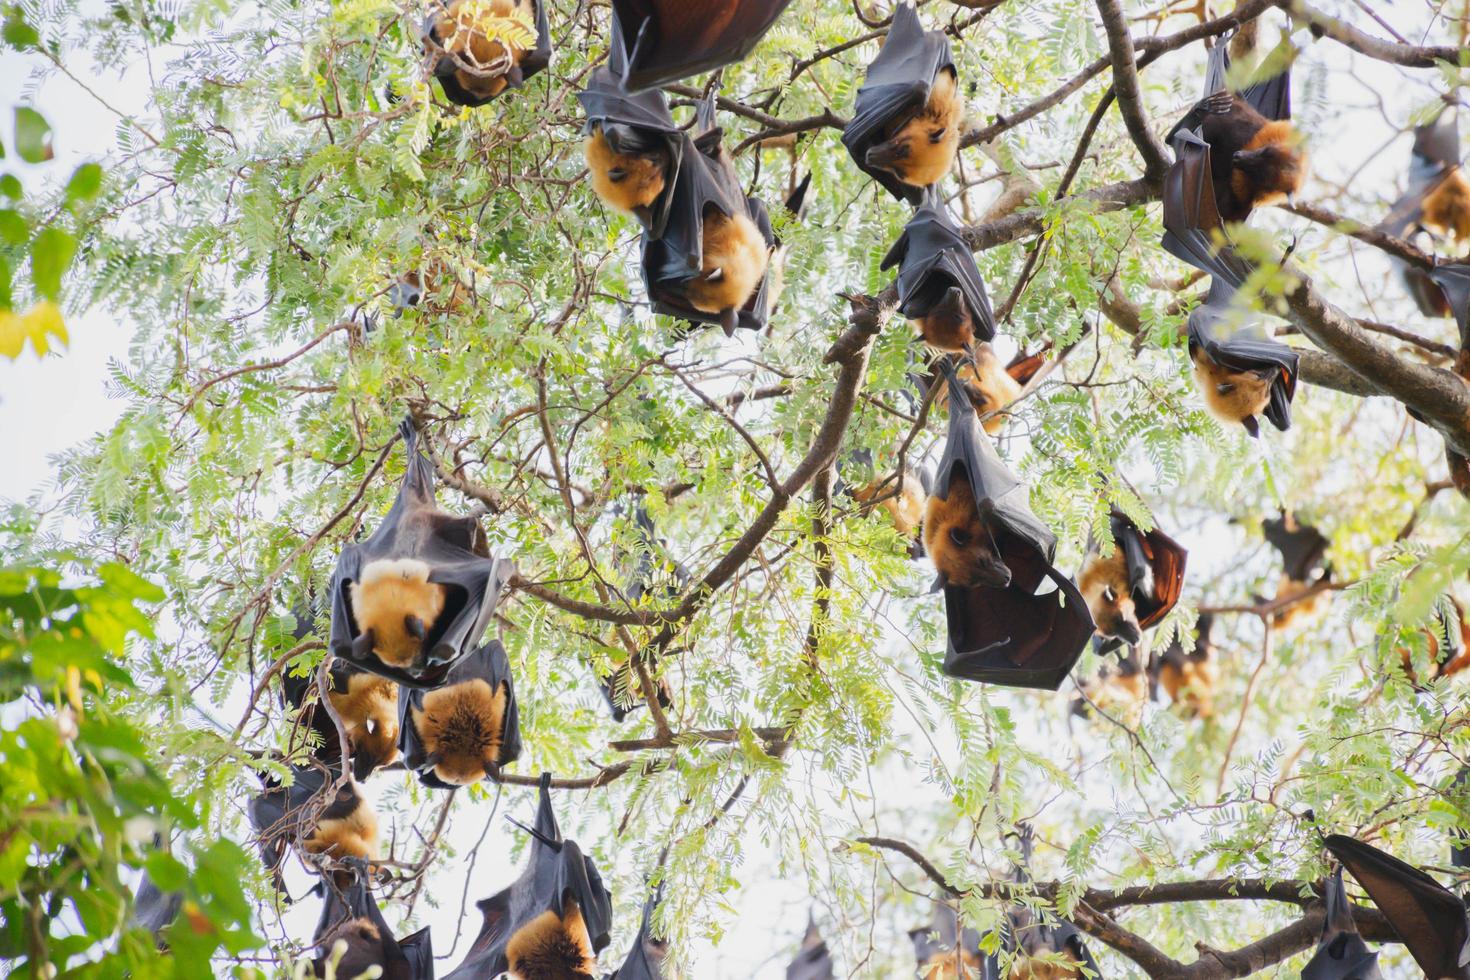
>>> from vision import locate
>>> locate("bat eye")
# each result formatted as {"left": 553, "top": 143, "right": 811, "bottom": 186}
{"left": 365, "top": 719, "right": 378, "bottom": 736}
{"left": 949, "top": 528, "right": 970, "bottom": 547}
{"left": 607, "top": 167, "right": 627, "bottom": 182}
{"left": 1103, "top": 586, "right": 1117, "bottom": 603}
{"left": 1216, "top": 383, "right": 1236, "bottom": 395}
{"left": 929, "top": 128, "right": 947, "bottom": 144}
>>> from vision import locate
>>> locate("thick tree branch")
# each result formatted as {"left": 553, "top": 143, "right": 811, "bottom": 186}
{"left": 1095, "top": 0, "right": 1171, "bottom": 180}
{"left": 1275, "top": 0, "right": 1466, "bottom": 68}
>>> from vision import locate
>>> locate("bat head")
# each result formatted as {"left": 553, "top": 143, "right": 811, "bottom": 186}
{"left": 1231, "top": 128, "right": 1306, "bottom": 206}
{"left": 912, "top": 284, "right": 976, "bottom": 353}
{"left": 1079, "top": 548, "right": 1143, "bottom": 647}
{"left": 865, "top": 68, "right": 963, "bottom": 187}
{"left": 349, "top": 559, "right": 449, "bottom": 669}
{"left": 305, "top": 783, "right": 380, "bottom": 863}
{"left": 584, "top": 124, "right": 670, "bottom": 216}
{"left": 411, "top": 678, "right": 510, "bottom": 786}
{"left": 686, "top": 208, "right": 770, "bottom": 322}
{"left": 1192, "top": 349, "right": 1272, "bottom": 432}
{"left": 330, "top": 673, "right": 401, "bottom": 779}
{"left": 924, "top": 472, "right": 1012, "bottom": 589}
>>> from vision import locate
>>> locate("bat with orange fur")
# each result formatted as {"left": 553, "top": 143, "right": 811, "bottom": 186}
{"left": 248, "top": 762, "right": 380, "bottom": 886}
{"left": 931, "top": 345, "right": 1045, "bottom": 435}
{"left": 422, "top": 0, "right": 551, "bottom": 107}
{"left": 1081, "top": 511, "right": 1187, "bottom": 650}
{"left": 399, "top": 638, "right": 521, "bottom": 789}
{"left": 1001, "top": 825, "right": 1102, "bottom": 979}
{"left": 1262, "top": 511, "right": 1331, "bottom": 630}
{"left": 909, "top": 902, "right": 996, "bottom": 980}
{"left": 1396, "top": 597, "right": 1470, "bottom": 688}
{"left": 1156, "top": 613, "right": 1218, "bottom": 718}
{"left": 883, "top": 190, "right": 996, "bottom": 352}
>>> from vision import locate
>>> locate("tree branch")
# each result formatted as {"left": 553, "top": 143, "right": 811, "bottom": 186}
{"left": 1095, "top": 0, "right": 1171, "bottom": 180}
{"left": 1275, "top": 0, "right": 1466, "bottom": 68}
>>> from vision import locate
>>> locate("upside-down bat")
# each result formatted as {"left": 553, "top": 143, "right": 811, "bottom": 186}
{"left": 882, "top": 190, "right": 996, "bottom": 353}
{"left": 842, "top": 3, "right": 963, "bottom": 202}
{"left": 932, "top": 346, "right": 1046, "bottom": 435}
{"left": 390, "top": 260, "right": 472, "bottom": 315}
{"left": 852, "top": 457, "right": 931, "bottom": 538}
{"left": 1071, "top": 640, "right": 1152, "bottom": 724}
{"left": 610, "top": 0, "right": 797, "bottom": 92}
{"left": 785, "top": 916, "right": 835, "bottom": 980}
{"left": 249, "top": 763, "right": 379, "bottom": 882}
{"left": 422, "top": 0, "right": 552, "bottom": 107}
{"left": 598, "top": 507, "right": 681, "bottom": 722}
{"left": 909, "top": 901, "right": 997, "bottom": 980}
{"left": 605, "top": 886, "right": 669, "bottom": 979}
{"left": 1396, "top": 597, "right": 1470, "bottom": 688}
{"left": 639, "top": 95, "right": 776, "bottom": 336}
{"left": 328, "top": 418, "right": 514, "bottom": 689}
{"left": 1080, "top": 510, "right": 1187, "bottom": 651}
{"left": 130, "top": 868, "right": 183, "bottom": 946}
{"left": 1162, "top": 128, "right": 1299, "bottom": 436}
{"left": 310, "top": 868, "right": 434, "bottom": 980}
{"left": 399, "top": 638, "right": 522, "bottom": 788}
{"left": 1324, "top": 833, "right": 1470, "bottom": 980}
{"left": 1380, "top": 112, "right": 1470, "bottom": 312}
{"left": 281, "top": 644, "right": 401, "bottom": 782}
{"left": 1408, "top": 256, "right": 1470, "bottom": 500}
{"left": 1156, "top": 613, "right": 1218, "bottom": 718}
{"left": 927, "top": 363, "right": 1094, "bottom": 689}
{"left": 1002, "top": 825, "right": 1102, "bottom": 979}
{"left": 1301, "top": 867, "right": 1383, "bottom": 980}
{"left": 444, "top": 773, "right": 614, "bottom": 979}
{"left": 1261, "top": 511, "right": 1331, "bottom": 629}
{"left": 577, "top": 38, "right": 686, "bottom": 238}
{"left": 1166, "top": 34, "right": 1305, "bottom": 223}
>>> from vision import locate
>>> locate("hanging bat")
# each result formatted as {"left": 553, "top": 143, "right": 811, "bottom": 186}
{"left": 390, "top": 261, "right": 472, "bottom": 316}
{"left": 609, "top": 0, "right": 797, "bottom": 92}
{"left": 605, "top": 886, "right": 669, "bottom": 979}
{"left": 1301, "top": 866, "right": 1383, "bottom": 980}
{"left": 577, "top": 39, "right": 687, "bottom": 238}
{"left": 1162, "top": 128, "right": 1299, "bottom": 436}
{"left": 932, "top": 345, "right": 1046, "bottom": 435}
{"left": 842, "top": 3, "right": 964, "bottom": 202}
{"left": 281, "top": 655, "right": 402, "bottom": 782}
{"left": 249, "top": 763, "right": 379, "bottom": 882}
{"left": 1071, "top": 640, "right": 1152, "bottom": 723}
{"left": 848, "top": 449, "right": 931, "bottom": 539}
{"left": 1261, "top": 510, "right": 1331, "bottom": 629}
{"left": 328, "top": 418, "right": 514, "bottom": 689}
{"left": 926, "top": 362, "right": 1094, "bottom": 689}
{"left": 422, "top": 0, "right": 552, "bottom": 107}
{"left": 1081, "top": 510, "right": 1187, "bottom": 650}
{"left": 1396, "top": 597, "right": 1470, "bottom": 688}
{"left": 909, "top": 901, "right": 997, "bottom": 980}
{"left": 398, "top": 638, "right": 522, "bottom": 788}
{"left": 881, "top": 190, "right": 996, "bottom": 353}
{"left": 444, "top": 772, "right": 614, "bottom": 979}
{"left": 130, "top": 869, "right": 183, "bottom": 946}
{"left": 1409, "top": 259, "right": 1470, "bottom": 499}
{"left": 1166, "top": 34, "right": 1305, "bottom": 223}
{"left": 1156, "top": 613, "right": 1218, "bottom": 718}
{"left": 785, "top": 916, "right": 835, "bottom": 980}
{"left": 1001, "top": 825, "right": 1102, "bottom": 980}
{"left": 599, "top": 507, "right": 683, "bottom": 722}
{"left": 639, "top": 96, "right": 775, "bottom": 336}
{"left": 310, "top": 869, "right": 434, "bottom": 980}
{"left": 1324, "top": 833, "right": 1470, "bottom": 980}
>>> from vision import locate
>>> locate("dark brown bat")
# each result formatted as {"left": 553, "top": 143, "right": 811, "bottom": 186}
{"left": 310, "top": 868, "right": 433, "bottom": 980}
{"left": 248, "top": 763, "right": 379, "bottom": 884}
{"left": 610, "top": 0, "right": 797, "bottom": 91}
{"left": 1301, "top": 867, "right": 1383, "bottom": 980}
{"left": 1261, "top": 511, "right": 1331, "bottom": 629}
{"left": 882, "top": 190, "right": 996, "bottom": 353}
{"left": 909, "top": 902, "right": 996, "bottom": 980}
{"left": 785, "top": 916, "right": 835, "bottom": 980}
{"left": 1002, "top": 825, "right": 1102, "bottom": 979}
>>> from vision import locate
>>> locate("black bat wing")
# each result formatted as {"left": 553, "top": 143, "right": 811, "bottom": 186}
{"left": 1301, "top": 867, "right": 1384, "bottom": 980}
{"left": 1186, "top": 281, "right": 1299, "bottom": 434}
{"left": 444, "top": 888, "right": 513, "bottom": 978}
{"left": 1325, "top": 833, "right": 1470, "bottom": 980}
{"left": 1261, "top": 513, "right": 1328, "bottom": 582}
{"left": 1111, "top": 511, "right": 1187, "bottom": 630}
{"left": 840, "top": 2, "right": 954, "bottom": 203}
{"left": 329, "top": 419, "right": 514, "bottom": 689}
{"left": 1200, "top": 35, "right": 1291, "bottom": 120}
{"left": 785, "top": 917, "right": 835, "bottom": 980}
{"left": 1161, "top": 129, "right": 1251, "bottom": 287}
{"left": 519, "top": 0, "right": 552, "bottom": 81}
{"left": 131, "top": 870, "right": 182, "bottom": 941}
{"left": 880, "top": 191, "right": 996, "bottom": 343}
{"left": 935, "top": 369, "right": 1093, "bottom": 689}
{"left": 1430, "top": 262, "right": 1470, "bottom": 350}
{"left": 607, "top": 887, "right": 668, "bottom": 979}
{"left": 398, "top": 927, "right": 435, "bottom": 980}
{"left": 611, "top": 0, "right": 797, "bottom": 91}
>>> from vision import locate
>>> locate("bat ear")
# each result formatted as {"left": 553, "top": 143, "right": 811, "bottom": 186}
{"left": 720, "top": 307, "right": 740, "bottom": 337}
{"left": 504, "top": 63, "right": 524, "bottom": 87}
{"left": 1241, "top": 415, "right": 1261, "bottom": 438}
{"left": 404, "top": 615, "right": 427, "bottom": 640}
{"left": 351, "top": 629, "right": 377, "bottom": 659}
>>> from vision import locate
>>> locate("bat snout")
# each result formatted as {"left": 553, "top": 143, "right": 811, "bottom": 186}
{"left": 1114, "top": 619, "right": 1143, "bottom": 646}
{"left": 865, "top": 139, "right": 910, "bottom": 172}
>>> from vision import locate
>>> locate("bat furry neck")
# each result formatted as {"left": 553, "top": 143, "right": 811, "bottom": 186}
{"left": 359, "top": 557, "right": 433, "bottom": 585}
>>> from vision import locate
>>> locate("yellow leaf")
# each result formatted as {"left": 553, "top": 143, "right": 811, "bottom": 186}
{"left": 22, "top": 300, "right": 66, "bottom": 356}
{"left": 0, "top": 310, "right": 23, "bottom": 359}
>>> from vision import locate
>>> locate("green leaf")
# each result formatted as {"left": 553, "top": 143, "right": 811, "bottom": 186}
{"left": 2, "top": 14, "right": 39, "bottom": 50}
{"left": 0, "top": 174, "right": 20, "bottom": 199}
{"left": 0, "top": 208, "right": 25, "bottom": 245}
{"left": 13, "top": 107, "right": 52, "bottom": 164}
{"left": 29, "top": 226, "right": 75, "bottom": 299}
{"left": 64, "top": 162, "right": 102, "bottom": 204}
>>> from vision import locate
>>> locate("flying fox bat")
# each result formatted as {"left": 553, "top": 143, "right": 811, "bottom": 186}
{"left": 926, "top": 362, "right": 1094, "bottom": 689}
{"left": 609, "top": 0, "right": 797, "bottom": 92}
{"left": 1324, "top": 833, "right": 1470, "bottom": 980}
{"left": 842, "top": 3, "right": 963, "bottom": 202}
{"left": 444, "top": 773, "right": 614, "bottom": 979}
{"left": 310, "top": 868, "right": 434, "bottom": 980}
{"left": 1002, "top": 825, "right": 1102, "bottom": 979}
{"left": 1396, "top": 597, "right": 1470, "bottom": 688}
{"left": 1156, "top": 613, "right": 1219, "bottom": 718}
{"left": 639, "top": 96, "right": 775, "bottom": 336}
{"left": 882, "top": 190, "right": 996, "bottom": 353}
{"left": 422, "top": 0, "right": 551, "bottom": 107}
{"left": 1166, "top": 33, "right": 1305, "bottom": 223}
{"left": 1301, "top": 866, "right": 1383, "bottom": 980}
{"left": 130, "top": 869, "right": 183, "bottom": 947}
{"left": 577, "top": 36, "right": 686, "bottom": 238}
{"left": 909, "top": 901, "right": 998, "bottom": 980}
{"left": 328, "top": 418, "right": 514, "bottom": 689}
{"left": 604, "top": 885, "right": 668, "bottom": 979}
{"left": 281, "top": 647, "right": 401, "bottom": 782}
{"left": 1261, "top": 511, "right": 1331, "bottom": 629}
{"left": 785, "top": 916, "right": 835, "bottom": 980}
{"left": 931, "top": 345, "right": 1047, "bottom": 435}
{"left": 249, "top": 763, "right": 379, "bottom": 884}
{"left": 399, "top": 638, "right": 522, "bottom": 788}
{"left": 1379, "top": 111, "right": 1470, "bottom": 318}
{"left": 1081, "top": 510, "right": 1187, "bottom": 651}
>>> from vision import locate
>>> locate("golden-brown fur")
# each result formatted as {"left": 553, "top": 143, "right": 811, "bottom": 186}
{"left": 911, "top": 286, "right": 975, "bottom": 352}
{"left": 1192, "top": 348, "right": 1272, "bottom": 426}
{"left": 1227, "top": 119, "right": 1307, "bottom": 213}
{"left": 411, "top": 678, "right": 508, "bottom": 785}
{"left": 350, "top": 558, "right": 447, "bottom": 668}
{"left": 306, "top": 801, "right": 380, "bottom": 863}
{"left": 919, "top": 950, "right": 985, "bottom": 980}
{"left": 584, "top": 126, "right": 668, "bottom": 216}
{"left": 396, "top": 260, "right": 471, "bottom": 313}
{"left": 431, "top": 0, "right": 533, "bottom": 102}
{"left": 1399, "top": 601, "right": 1470, "bottom": 686}
{"left": 686, "top": 210, "right": 770, "bottom": 316}
{"left": 1078, "top": 549, "right": 1142, "bottom": 645}
{"left": 935, "top": 345, "right": 1024, "bottom": 434}
{"left": 869, "top": 69, "right": 964, "bottom": 187}
{"left": 923, "top": 472, "right": 1011, "bottom": 588}
{"left": 1423, "top": 166, "right": 1470, "bottom": 241}
{"left": 506, "top": 901, "right": 597, "bottom": 980}
{"left": 329, "top": 672, "right": 401, "bottom": 773}
{"left": 1158, "top": 655, "right": 1218, "bottom": 718}
{"left": 853, "top": 470, "right": 926, "bottom": 534}
{"left": 1270, "top": 574, "right": 1329, "bottom": 630}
